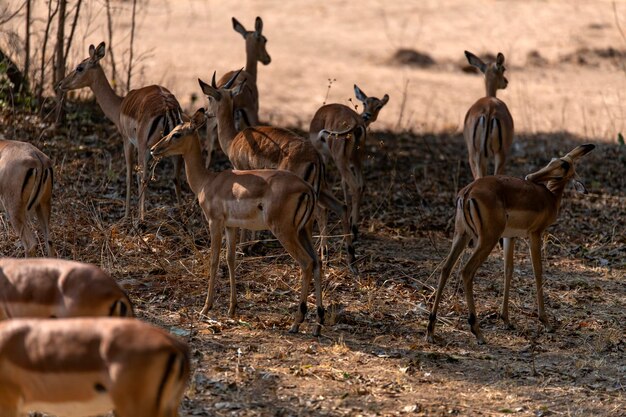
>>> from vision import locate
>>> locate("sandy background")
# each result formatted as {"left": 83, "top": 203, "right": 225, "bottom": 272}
{"left": 4, "top": 0, "right": 626, "bottom": 140}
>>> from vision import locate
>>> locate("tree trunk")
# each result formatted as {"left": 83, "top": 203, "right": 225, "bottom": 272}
{"left": 54, "top": 0, "right": 67, "bottom": 123}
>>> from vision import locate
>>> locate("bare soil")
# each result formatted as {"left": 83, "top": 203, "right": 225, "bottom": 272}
{"left": 0, "top": 106, "right": 624, "bottom": 416}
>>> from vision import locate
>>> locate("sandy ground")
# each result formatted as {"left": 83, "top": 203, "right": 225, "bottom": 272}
{"left": 4, "top": 0, "right": 626, "bottom": 139}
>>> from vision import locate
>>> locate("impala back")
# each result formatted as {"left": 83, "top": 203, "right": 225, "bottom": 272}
{"left": 0, "top": 258, "right": 133, "bottom": 320}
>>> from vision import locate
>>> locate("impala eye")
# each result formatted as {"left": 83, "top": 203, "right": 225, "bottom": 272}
{"left": 76, "top": 65, "right": 84, "bottom": 72}
{"left": 561, "top": 160, "right": 571, "bottom": 171}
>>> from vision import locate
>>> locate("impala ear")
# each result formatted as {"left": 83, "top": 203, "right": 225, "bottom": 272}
{"left": 496, "top": 52, "right": 505, "bottom": 67}
{"left": 190, "top": 108, "right": 208, "bottom": 129}
{"left": 232, "top": 17, "right": 247, "bottom": 37}
{"left": 255, "top": 16, "right": 263, "bottom": 35}
{"left": 198, "top": 78, "right": 221, "bottom": 100}
{"left": 354, "top": 84, "right": 367, "bottom": 102}
{"left": 233, "top": 79, "right": 246, "bottom": 97}
{"left": 573, "top": 179, "right": 588, "bottom": 194}
{"left": 565, "top": 143, "right": 596, "bottom": 161}
{"left": 94, "top": 42, "right": 106, "bottom": 61}
{"left": 465, "top": 50, "right": 487, "bottom": 73}
{"left": 381, "top": 94, "right": 390, "bottom": 105}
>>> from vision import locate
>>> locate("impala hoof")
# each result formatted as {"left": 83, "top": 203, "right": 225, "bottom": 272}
{"left": 288, "top": 324, "right": 300, "bottom": 334}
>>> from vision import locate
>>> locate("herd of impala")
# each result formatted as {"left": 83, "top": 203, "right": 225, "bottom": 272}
{"left": 0, "top": 15, "right": 596, "bottom": 416}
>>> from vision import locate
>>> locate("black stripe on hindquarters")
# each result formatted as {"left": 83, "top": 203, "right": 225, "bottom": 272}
{"left": 156, "top": 353, "right": 177, "bottom": 411}
{"left": 148, "top": 115, "right": 165, "bottom": 141}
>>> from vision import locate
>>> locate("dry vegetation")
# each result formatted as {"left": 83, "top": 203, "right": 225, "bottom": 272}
{"left": 1, "top": 0, "right": 625, "bottom": 416}
{"left": 0, "top": 103, "right": 623, "bottom": 416}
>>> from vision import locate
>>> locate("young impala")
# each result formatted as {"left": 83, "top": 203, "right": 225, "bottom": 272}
{"left": 57, "top": 42, "right": 184, "bottom": 221}
{"left": 0, "top": 258, "right": 133, "bottom": 320}
{"left": 0, "top": 317, "right": 189, "bottom": 417}
{"left": 426, "top": 144, "right": 595, "bottom": 344}
{"left": 151, "top": 107, "right": 325, "bottom": 336}
{"left": 309, "top": 84, "right": 389, "bottom": 240}
{"left": 463, "top": 51, "right": 514, "bottom": 179}
{"left": 216, "top": 16, "right": 271, "bottom": 129}
{"left": 201, "top": 71, "right": 357, "bottom": 273}
{"left": 0, "top": 139, "right": 54, "bottom": 257}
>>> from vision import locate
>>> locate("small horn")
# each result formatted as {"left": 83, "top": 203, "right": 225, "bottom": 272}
{"left": 224, "top": 68, "right": 244, "bottom": 89}
{"left": 211, "top": 71, "right": 217, "bottom": 88}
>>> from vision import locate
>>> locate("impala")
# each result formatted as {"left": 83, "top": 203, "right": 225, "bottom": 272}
{"left": 463, "top": 50, "right": 514, "bottom": 179}
{"left": 200, "top": 72, "right": 357, "bottom": 272}
{"left": 309, "top": 84, "right": 389, "bottom": 240}
{"left": 151, "top": 107, "right": 325, "bottom": 336}
{"left": 0, "top": 139, "right": 53, "bottom": 257}
{"left": 0, "top": 258, "right": 133, "bottom": 319}
{"left": 216, "top": 16, "right": 271, "bottom": 129}
{"left": 57, "top": 42, "right": 184, "bottom": 221}
{"left": 426, "top": 144, "right": 595, "bottom": 344}
{"left": 0, "top": 317, "right": 189, "bottom": 417}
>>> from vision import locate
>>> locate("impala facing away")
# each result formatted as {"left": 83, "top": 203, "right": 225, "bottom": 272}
{"left": 151, "top": 107, "right": 325, "bottom": 336}
{"left": 0, "top": 139, "right": 54, "bottom": 257}
{"left": 216, "top": 16, "right": 271, "bottom": 129}
{"left": 0, "top": 258, "right": 133, "bottom": 320}
{"left": 0, "top": 317, "right": 189, "bottom": 417}
{"left": 201, "top": 72, "right": 357, "bottom": 272}
{"left": 309, "top": 84, "right": 389, "bottom": 240}
{"left": 426, "top": 144, "right": 595, "bottom": 344}
{"left": 463, "top": 51, "right": 514, "bottom": 179}
{"left": 58, "top": 42, "right": 184, "bottom": 221}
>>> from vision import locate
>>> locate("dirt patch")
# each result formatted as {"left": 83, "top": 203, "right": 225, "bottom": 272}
{"left": 388, "top": 48, "right": 436, "bottom": 68}
{"left": 559, "top": 47, "right": 626, "bottom": 68}
{"left": 1, "top": 105, "right": 624, "bottom": 416}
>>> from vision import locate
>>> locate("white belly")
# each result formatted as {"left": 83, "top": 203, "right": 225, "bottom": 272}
{"left": 22, "top": 396, "right": 113, "bottom": 417}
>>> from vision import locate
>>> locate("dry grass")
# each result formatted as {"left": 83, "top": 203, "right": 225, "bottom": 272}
{"left": 1, "top": 103, "right": 623, "bottom": 416}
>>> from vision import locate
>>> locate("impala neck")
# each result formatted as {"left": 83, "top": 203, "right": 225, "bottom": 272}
{"left": 181, "top": 134, "right": 213, "bottom": 195}
{"left": 485, "top": 79, "right": 498, "bottom": 98}
{"left": 215, "top": 98, "right": 239, "bottom": 156}
{"left": 546, "top": 179, "right": 568, "bottom": 210}
{"left": 89, "top": 66, "right": 124, "bottom": 126}
{"left": 245, "top": 41, "right": 258, "bottom": 83}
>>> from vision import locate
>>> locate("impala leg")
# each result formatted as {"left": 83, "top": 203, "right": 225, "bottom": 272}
{"left": 123, "top": 138, "right": 134, "bottom": 219}
{"left": 426, "top": 232, "right": 470, "bottom": 343}
{"left": 500, "top": 237, "right": 515, "bottom": 328}
{"left": 225, "top": 226, "right": 239, "bottom": 318}
{"left": 529, "top": 232, "right": 553, "bottom": 332}
{"left": 351, "top": 161, "right": 364, "bottom": 243}
{"left": 337, "top": 161, "right": 359, "bottom": 241}
{"left": 461, "top": 238, "right": 499, "bottom": 344}
{"left": 137, "top": 143, "right": 150, "bottom": 221}
{"left": 0, "top": 383, "right": 19, "bottom": 417}
{"left": 35, "top": 199, "right": 54, "bottom": 257}
{"left": 173, "top": 155, "right": 183, "bottom": 205}
{"left": 7, "top": 204, "right": 37, "bottom": 257}
{"left": 317, "top": 189, "right": 357, "bottom": 274}
{"left": 315, "top": 204, "right": 329, "bottom": 264}
{"left": 494, "top": 151, "right": 507, "bottom": 176}
{"left": 201, "top": 220, "right": 223, "bottom": 316}
{"left": 275, "top": 226, "right": 319, "bottom": 335}
{"left": 302, "top": 225, "right": 324, "bottom": 336}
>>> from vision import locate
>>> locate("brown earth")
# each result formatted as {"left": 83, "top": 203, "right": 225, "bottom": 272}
{"left": 1, "top": 0, "right": 625, "bottom": 416}
{"left": 0, "top": 106, "right": 624, "bottom": 416}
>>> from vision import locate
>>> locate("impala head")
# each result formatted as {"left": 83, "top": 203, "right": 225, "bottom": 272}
{"left": 354, "top": 84, "right": 389, "bottom": 124}
{"left": 198, "top": 70, "right": 245, "bottom": 112}
{"left": 57, "top": 42, "right": 106, "bottom": 92}
{"left": 465, "top": 50, "right": 508, "bottom": 97}
{"left": 233, "top": 16, "right": 271, "bottom": 65}
{"left": 525, "top": 144, "right": 595, "bottom": 192}
{"left": 151, "top": 108, "right": 208, "bottom": 158}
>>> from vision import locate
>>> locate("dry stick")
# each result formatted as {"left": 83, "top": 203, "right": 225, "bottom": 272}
{"left": 613, "top": 2, "right": 626, "bottom": 78}
{"left": 37, "top": 0, "right": 59, "bottom": 107}
{"left": 126, "top": 0, "right": 137, "bottom": 91}
{"left": 63, "top": 0, "right": 83, "bottom": 64}
{"left": 24, "top": 0, "right": 31, "bottom": 80}
{"left": 394, "top": 78, "right": 410, "bottom": 131}
{"left": 105, "top": 0, "right": 117, "bottom": 90}
{"left": 0, "top": 1, "right": 25, "bottom": 26}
